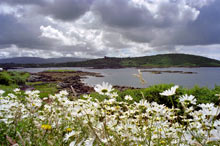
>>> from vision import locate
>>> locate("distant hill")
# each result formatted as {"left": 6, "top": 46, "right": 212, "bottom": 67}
{"left": 56, "top": 53, "right": 220, "bottom": 68}
{"left": 1, "top": 54, "right": 220, "bottom": 68}
{"left": 0, "top": 57, "right": 88, "bottom": 64}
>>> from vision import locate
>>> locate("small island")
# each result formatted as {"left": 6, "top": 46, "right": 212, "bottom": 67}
{"left": 141, "top": 70, "right": 197, "bottom": 74}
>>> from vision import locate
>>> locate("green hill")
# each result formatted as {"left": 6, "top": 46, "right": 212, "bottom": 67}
{"left": 57, "top": 53, "right": 220, "bottom": 68}
{"left": 1, "top": 54, "right": 220, "bottom": 68}
{"left": 120, "top": 54, "right": 220, "bottom": 68}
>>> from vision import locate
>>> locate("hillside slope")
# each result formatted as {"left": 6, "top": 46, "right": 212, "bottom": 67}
{"left": 1, "top": 54, "right": 220, "bottom": 68}
{"left": 120, "top": 54, "right": 220, "bottom": 67}
{"left": 56, "top": 53, "right": 220, "bottom": 68}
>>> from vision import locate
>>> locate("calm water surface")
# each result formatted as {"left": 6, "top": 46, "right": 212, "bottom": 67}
{"left": 11, "top": 67, "right": 220, "bottom": 88}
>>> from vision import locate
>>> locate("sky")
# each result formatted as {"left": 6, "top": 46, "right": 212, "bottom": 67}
{"left": 0, "top": 0, "right": 220, "bottom": 60}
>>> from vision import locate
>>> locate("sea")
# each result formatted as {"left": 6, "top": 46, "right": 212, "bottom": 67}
{"left": 10, "top": 67, "right": 220, "bottom": 89}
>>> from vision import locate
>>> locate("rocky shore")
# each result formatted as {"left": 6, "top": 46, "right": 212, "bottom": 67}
{"left": 25, "top": 70, "right": 140, "bottom": 96}
{"left": 26, "top": 71, "right": 103, "bottom": 96}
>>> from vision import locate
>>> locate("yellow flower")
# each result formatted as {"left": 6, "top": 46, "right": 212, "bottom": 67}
{"left": 41, "top": 124, "right": 52, "bottom": 130}
{"left": 65, "top": 128, "right": 72, "bottom": 132}
{"left": 160, "top": 140, "right": 166, "bottom": 144}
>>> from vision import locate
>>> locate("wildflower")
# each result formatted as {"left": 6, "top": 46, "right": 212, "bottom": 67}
{"left": 215, "top": 94, "right": 220, "bottom": 97}
{"left": 209, "top": 129, "right": 220, "bottom": 141}
{"left": 69, "top": 141, "right": 76, "bottom": 146}
{"left": 198, "top": 103, "right": 215, "bottom": 109}
{"left": 84, "top": 137, "right": 96, "bottom": 146}
{"left": 65, "top": 128, "right": 72, "bottom": 132}
{"left": 0, "top": 90, "right": 5, "bottom": 95}
{"left": 59, "top": 90, "right": 69, "bottom": 96}
{"left": 160, "top": 140, "right": 166, "bottom": 144}
{"left": 41, "top": 124, "right": 52, "bottom": 130}
{"left": 200, "top": 106, "right": 220, "bottom": 116}
{"left": 94, "top": 82, "right": 113, "bottom": 95}
{"left": 160, "top": 85, "right": 179, "bottom": 96}
{"left": 13, "top": 88, "right": 20, "bottom": 93}
{"left": 179, "top": 94, "right": 197, "bottom": 105}
{"left": 64, "top": 130, "right": 79, "bottom": 142}
{"left": 109, "top": 92, "right": 118, "bottom": 98}
{"left": 125, "top": 95, "right": 133, "bottom": 101}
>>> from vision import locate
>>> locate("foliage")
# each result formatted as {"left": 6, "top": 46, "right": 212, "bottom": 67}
{"left": 0, "top": 84, "right": 220, "bottom": 146}
{"left": 90, "top": 84, "right": 220, "bottom": 108}
{"left": 0, "top": 84, "right": 19, "bottom": 96}
{"left": 26, "top": 82, "right": 58, "bottom": 98}
{"left": 0, "top": 71, "right": 30, "bottom": 86}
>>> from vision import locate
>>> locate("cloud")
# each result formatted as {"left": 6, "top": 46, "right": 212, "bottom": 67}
{"left": 0, "top": 0, "right": 220, "bottom": 59}
{"left": 0, "top": 0, "right": 46, "bottom": 6}
{"left": 39, "top": 0, "right": 93, "bottom": 21}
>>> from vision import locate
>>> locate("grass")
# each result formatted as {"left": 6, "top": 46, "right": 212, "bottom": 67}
{"left": 0, "top": 71, "right": 30, "bottom": 95}
{"left": 0, "top": 71, "right": 58, "bottom": 98}
{"left": 0, "top": 71, "right": 30, "bottom": 86}
{"left": 27, "top": 82, "right": 58, "bottom": 98}
{"left": 42, "top": 69, "right": 75, "bottom": 73}
{"left": 0, "top": 84, "right": 19, "bottom": 96}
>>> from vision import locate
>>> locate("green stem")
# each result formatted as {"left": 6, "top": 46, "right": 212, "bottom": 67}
{"left": 169, "top": 96, "right": 175, "bottom": 108}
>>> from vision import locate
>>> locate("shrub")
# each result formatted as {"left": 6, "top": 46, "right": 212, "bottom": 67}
{"left": 0, "top": 71, "right": 30, "bottom": 86}
{"left": 0, "top": 71, "right": 13, "bottom": 85}
{"left": 118, "top": 84, "right": 220, "bottom": 107}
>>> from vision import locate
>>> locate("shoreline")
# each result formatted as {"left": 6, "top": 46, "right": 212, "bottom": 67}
{"left": 25, "top": 70, "right": 141, "bottom": 96}
{"left": 3, "top": 66, "right": 220, "bottom": 71}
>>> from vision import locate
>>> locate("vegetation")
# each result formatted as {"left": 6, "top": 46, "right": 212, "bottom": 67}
{"left": 1, "top": 83, "right": 220, "bottom": 145}
{"left": 89, "top": 84, "right": 220, "bottom": 107}
{"left": 0, "top": 71, "right": 58, "bottom": 98}
{"left": 27, "top": 82, "right": 58, "bottom": 98}
{"left": 0, "top": 71, "right": 30, "bottom": 86}
{"left": 1, "top": 53, "right": 220, "bottom": 68}
{"left": 0, "top": 69, "right": 220, "bottom": 145}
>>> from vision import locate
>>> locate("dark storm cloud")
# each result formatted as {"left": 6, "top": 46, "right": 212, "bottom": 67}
{"left": 92, "top": 0, "right": 154, "bottom": 28}
{"left": 0, "top": 13, "right": 55, "bottom": 50}
{"left": 0, "top": 0, "right": 220, "bottom": 59}
{"left": 92, "top": 0, "right": 200, "bottom": 45}
{"left": 170, "top": 0, "right": 220, "bottom": 46}
{"left": 0, "top": 0, "right": 45, "bottom": 5}
{"left": 40, "top": 0, "right": 93, "bottom": 21}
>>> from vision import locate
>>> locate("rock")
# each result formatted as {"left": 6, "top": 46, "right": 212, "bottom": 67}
{"left": 113, "top": 85, "right": 140, "bottom": 91}
{"left": 27, "top": 75, "right": 42, "bottom": 82}
{"left": 57, "top": 82, "right": 70, "bottom": 88}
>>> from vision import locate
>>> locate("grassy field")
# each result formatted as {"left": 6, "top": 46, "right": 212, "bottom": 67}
{"left": 26, "top": 82, "right": 58, "bottom": 98}
{"left": 0, "top": 71, "right": 58, "bottom": 98}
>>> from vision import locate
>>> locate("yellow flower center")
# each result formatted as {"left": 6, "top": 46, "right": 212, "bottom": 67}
{"left": 41, "top": 124, "right": 52, "bottom": 130}
{"left": 101, "top": 89, "right": 108, "bottom": 93}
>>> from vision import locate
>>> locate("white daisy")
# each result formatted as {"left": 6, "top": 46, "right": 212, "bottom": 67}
{"left": 63, "top": 130, "right": 77, "bottom": 142}
{"left": 160, "top": 85, "right": 179, "bottom": 96}
{"left": 94, "top": 82, "right": 113, "bottom": 95}
{"left": 0, "top": 90, "right": 5, "bottom": 95}
{"left": 13, "top": 88, "right": 20, "bottom": 93}
{"left": 179, "top": 94, "right": 197, "bottom": 105}
{"left": 125, "top": 95, "right": 133, "bottom": 101}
